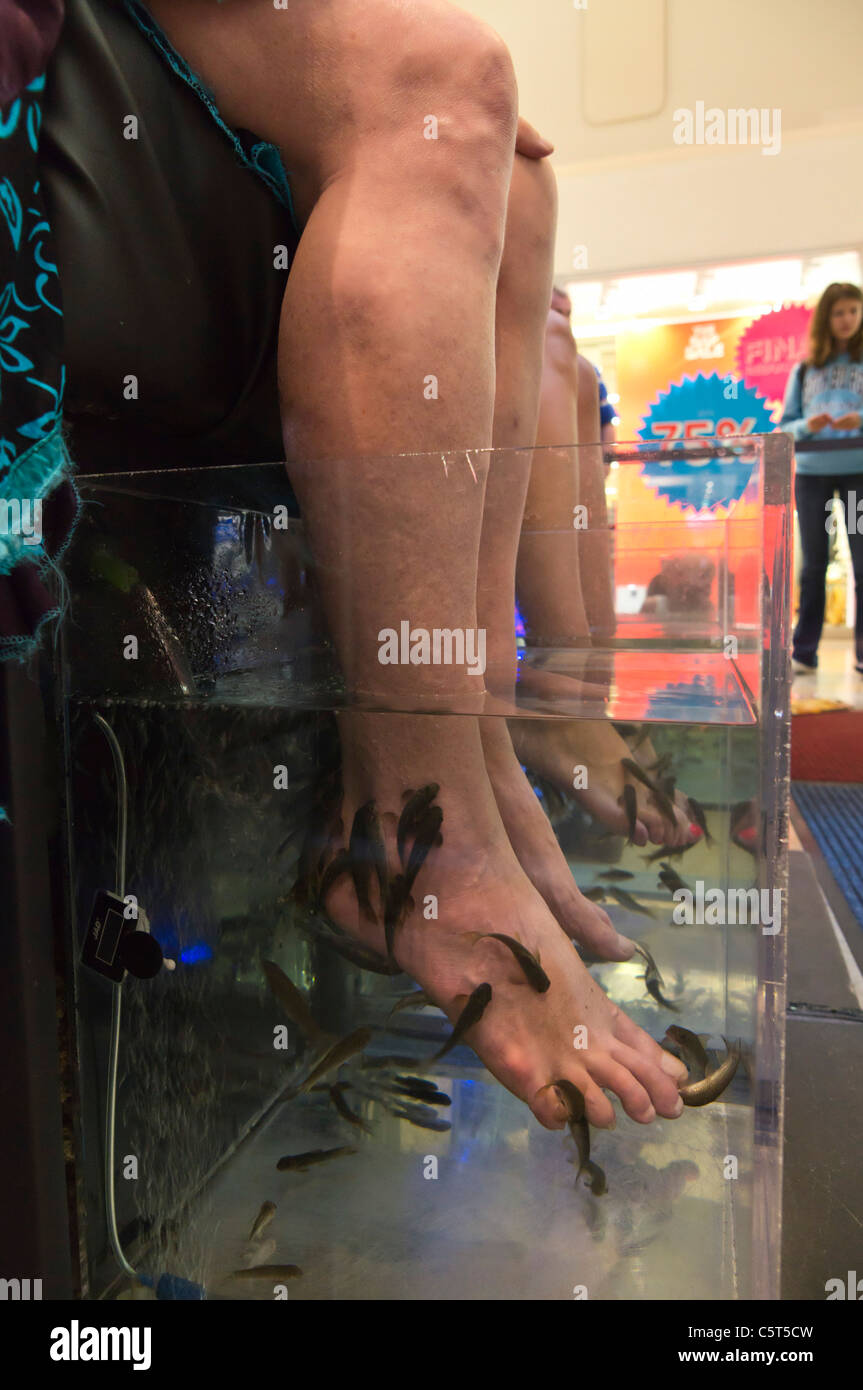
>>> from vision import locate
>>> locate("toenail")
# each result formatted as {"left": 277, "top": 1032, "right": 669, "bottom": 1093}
{"left": 672, "top": 1097, "right": 684, "bottom": 1117}
{"left": 615, "top": 932, "right": 636, "bottom": 955}
{"left": 641, "top": 1104, "right": 656, "bottom": 1122}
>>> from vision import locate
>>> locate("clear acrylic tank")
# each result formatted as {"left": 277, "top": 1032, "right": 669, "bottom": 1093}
{"left": 58, "top": 434, "right": 791, "bottom": 1301}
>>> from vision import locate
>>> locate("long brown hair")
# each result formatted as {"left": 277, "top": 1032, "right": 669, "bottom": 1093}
{"left": 808, "top": 282, "right": 863, "bottom": 366}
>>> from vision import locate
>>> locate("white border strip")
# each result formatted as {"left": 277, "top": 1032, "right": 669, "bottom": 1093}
{"left": 817, "top": 879, "right": 863, "bottom": 1010}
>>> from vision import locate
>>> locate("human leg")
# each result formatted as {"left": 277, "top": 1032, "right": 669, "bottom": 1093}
{"left": 793, "top": 473, "right": 834, "bottom": 667}
{"left": 146, "top": 0, "right": 686, "bottom": 1125}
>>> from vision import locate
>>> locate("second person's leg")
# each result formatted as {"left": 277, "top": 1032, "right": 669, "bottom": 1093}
{"left": 793, "top": 473, "right": 834, "bottom": 667}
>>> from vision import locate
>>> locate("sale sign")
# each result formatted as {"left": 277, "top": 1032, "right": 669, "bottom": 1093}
{"left": 735, "top": 303, "right": 812, "bottom": 406}
{"left": 637, "top": 372, "right": 774, "bottom": 510}
{"left": 616, "top": 317, "right": 778, "bottom": 512}
{"left": 616, "top": 318, "right": 751, "bottom": 440}
{"left": 612, "top": 317, "right": 774, "bottom": 619}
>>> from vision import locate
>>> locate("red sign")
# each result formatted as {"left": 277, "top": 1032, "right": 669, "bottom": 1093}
{"left": 734, "top": 303, "right": 812, "bottom": 406}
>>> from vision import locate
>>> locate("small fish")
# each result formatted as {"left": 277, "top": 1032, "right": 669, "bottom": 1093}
{"left": 390, "top": 1077, "right": 452, "bottom": 1107}
{"left": 687, "top": 796, "right": 714, "bottom": 846}
{"left": 478, "top": 933, "right": 550, "bottom": 994}
{"left": 248, "top": 1200, "right": 277, "bottom": 1243}
{"left": 389, "top": 1104, "right": 452, "bottom": 1133}
{"left": 646, "top": 978, "right": 679, "bottom": 1011}
{"left": 633, "top": 941, "right": 664, "bottom": 985}
{"left": 648, "top": 785, "right": 678, "bottom": 830}
{"left": 404, "top": 805, "right": 444, "bottom": 891}
{"left": 663, "top": 1024, "right": 709, "bottom": 1078}
{"left": 315, "top": 923, "right": 403, "bottom": 976}
{"left": 393, "top": 1073, "right": 442, "bottom": 1094}
{"left": 621, "top": 784, "right": 638, "bottom": 845}
{"left": 328, "top": 1083, "right": 372, "bottom": 1132}
{"left": 227, "top": 1264, "right": 302, "bottom": 1281}
{"left": 360, "top": 1053, "right": 423, "bottom": 1070}
{"left": 553, "top": 1078, "right": 607, "bottom": 1196}
{"left": 317, "top": 848, "right": 352, "bottom": 908}
{"left": 679, "top": 1039, "right": 740, "bottom": 1107}
{"left": 581, "top": 1161, "right": 608, "bottom": 1196}
{"left": 384, "top": 873, "right": 413, "bottom": 962}
{"left": 276, "top": 1145, "right": 358, "bottom": 1172}
{"left": 296, "top": 1026, "right": 374, "bottom": 1094}
{"left": 642, "top": 837, "right": 698, "bottom": 865}
{"left": 583, "top": 886, "right": 606, "bottom": 902}
{"left": 646, "top": 752, "right": 673, "bottom": 777}
{"left": 262, "top": 961, "right": 328, "bottom": 1049}
{"left": 388, "top": 989, "right": 433, "bottom": 1019}
{"left": 658, "top": 862, "right": 687, "bottom": 895}
{"left": 607, "top": 886, "right": 654, "bottom": 917}
{"left": 349, "top": 801, "right": 388, "bottom": 922}
{"left": 397, "top": 784, "right": 440, "bottom": 864}
{"left": 622, "top": 758, "right": 676, "bottom": 830}
{"left": 434, "top": 982, "right": 493, "bottom": 1061}
{"left": 634, "top": 943, "right": 678, "bottom": 1011}
{"left": 598, "top": 869, "right": 635, "bottom": 882}
{"left": 621, "top": 756, "right": 655, "bottom": 792}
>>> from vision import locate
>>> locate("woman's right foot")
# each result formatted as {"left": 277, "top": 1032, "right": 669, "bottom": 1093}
{"left": 318, "top": 712, "right": 688, "bottom": 1131}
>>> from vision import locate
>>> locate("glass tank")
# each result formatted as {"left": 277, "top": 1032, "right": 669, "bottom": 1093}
{"left": 57, "top": 434, "right": 791, "bottom": 1301}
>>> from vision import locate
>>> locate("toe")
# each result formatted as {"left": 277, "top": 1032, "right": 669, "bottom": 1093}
{"left": 531, "top": 1081, "right": 571, "bottom": 1130}
{"left": 532, "top": 1074, "right": 616, "bottom": 1130}
{"left": 579, "top": 1077, "right": 617, "bottom": 1129}
{"left": 613, "top": 1010, "right": 688, "bottom": 1081}
{"left": 586, "top": 1052, "right": 655, "bottom": 1123}
{"left": 609, "top": 1041, "right": 686, "bottom": 1117}
{"left": 566, "top": 894, "right": 638, "bottom": 962}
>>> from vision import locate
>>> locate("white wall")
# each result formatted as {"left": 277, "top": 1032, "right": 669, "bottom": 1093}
{"left": 460, "top": 0, "right": 863, "bottom": 275}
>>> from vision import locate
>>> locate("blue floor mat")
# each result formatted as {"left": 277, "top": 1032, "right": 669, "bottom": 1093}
{"left": 793, "top": 782, "right": 863, "bottom": 929}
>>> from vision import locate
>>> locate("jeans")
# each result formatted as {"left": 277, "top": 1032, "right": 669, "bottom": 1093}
{"left": 793, "top": 471, "right": 863, "bottom": 667}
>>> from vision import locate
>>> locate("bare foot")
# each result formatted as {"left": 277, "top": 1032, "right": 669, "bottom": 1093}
{"left": 509, "top": 718, "right": 694, "bottom": 847}
{"left": 317, "top": 712, "right": 688, "bottom": 1131}
{"left": 480, "top": 717, "right": 636, "bottom": 962}
{"left": 515, "top": 658, "right": 610, "bottom": 713}
{"left": 625, "top": 727, "right": 702, "bottom": 836}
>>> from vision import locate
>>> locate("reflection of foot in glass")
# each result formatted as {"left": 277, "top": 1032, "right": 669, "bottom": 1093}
{"left": 509, "top": 718, "right": 696, "bottom": 848}
{"left": 624, "top": 727, "right": 703, "bottom": 841}
{"left": 316, "top": 711, "right": 687, "bottom": 1132}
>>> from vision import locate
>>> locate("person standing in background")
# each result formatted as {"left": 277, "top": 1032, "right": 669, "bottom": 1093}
{"left": 780, "top": 282, "right": 863, "bottom": 675}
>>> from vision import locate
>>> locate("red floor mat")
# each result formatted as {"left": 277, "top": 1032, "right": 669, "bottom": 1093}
{"left": 791, "top": 712, "right": 863, "bottom": 782}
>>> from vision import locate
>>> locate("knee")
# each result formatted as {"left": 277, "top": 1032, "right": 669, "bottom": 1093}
{"left": 389, "top": 11, "right": 518, "bottom": 145}
{"left": 350, "top": 5, "right": 517, "bottom": 199}
{"left": 543, "top": 313, "right": 579, "bottom": 378}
